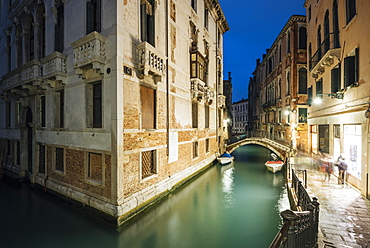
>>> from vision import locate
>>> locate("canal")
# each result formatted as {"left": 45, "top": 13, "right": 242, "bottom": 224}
{"left": 0, "top": 145, "right": 289, "bottom": 248}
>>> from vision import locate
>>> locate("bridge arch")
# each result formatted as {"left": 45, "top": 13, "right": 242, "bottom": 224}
{"left": 226, "top": 137, "right": 292, "bottom": 160}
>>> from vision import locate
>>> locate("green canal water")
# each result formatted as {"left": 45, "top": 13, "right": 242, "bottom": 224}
{"left": 0, "top": 145, "right": 289, "bottom": 248}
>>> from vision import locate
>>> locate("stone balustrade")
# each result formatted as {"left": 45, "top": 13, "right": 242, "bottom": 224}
{"left": 71, "top": 31, "right": 107, "bottom": 75}
{"left": 137, "top": 41, "right": 166, "bottom": 79}
{"left": 40, "top": 51, "right": 67, "bottom": 81}
{"left": 1, "top": 60, "right": 41, "bottom": 91}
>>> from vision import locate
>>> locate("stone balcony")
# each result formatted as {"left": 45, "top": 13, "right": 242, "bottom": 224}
{"left": 137, "top": 41, "right": 166, "bottom": 83}
{"left": 191, "top": 78, "right": 205, "bottom": 102}
{"left": 309, "top": 33, "right": 341, "bottom": 78}
{"left": 0, "top": 60, "right": 42, "bottom": 93}
{"left": 218, "top": 94, "right": 226, "bottom": 109}
{"left": 40, "top": 51, "right": 66, "bottom": 86}
{"left": 71, "top": 31, "right": 107, "bottom": 77}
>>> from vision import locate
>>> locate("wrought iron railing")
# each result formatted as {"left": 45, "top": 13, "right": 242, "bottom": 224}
{"left": 270, "top": 169, "right": 320, "bottom": 248}
{"left": 309, "top": 32, "right": 340, "bottom": 70}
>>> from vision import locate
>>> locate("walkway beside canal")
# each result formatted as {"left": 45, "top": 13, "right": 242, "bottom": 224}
{"left": 291, "top": 156, "right": 370, "bottom": 248}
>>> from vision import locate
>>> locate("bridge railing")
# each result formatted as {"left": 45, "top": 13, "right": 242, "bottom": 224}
{"left": 269, "top": 169, "right": 319, "bottom": 248}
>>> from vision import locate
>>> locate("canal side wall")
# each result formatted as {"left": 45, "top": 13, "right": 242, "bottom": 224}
{"left": 32, "top": 155, "right": 216, "bottom": 226}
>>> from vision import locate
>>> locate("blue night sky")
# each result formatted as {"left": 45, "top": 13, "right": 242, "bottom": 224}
{"left": 219, "top": 0, "right": 306, "bottom": 103}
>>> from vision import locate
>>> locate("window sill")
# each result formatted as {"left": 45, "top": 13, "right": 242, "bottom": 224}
{"left": 344, "top": 14, "right": 358, "bottom": 31}
{"left": 86, "top": 178, "right": 103, "bottom": 187}
{"left": 141, "top": 173, "right": 158, "bottom": 183}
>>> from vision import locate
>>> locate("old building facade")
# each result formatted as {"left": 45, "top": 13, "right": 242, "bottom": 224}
{"left": 305, "top": 0, "right": 370, "bottom": 195}
{"left": 0, "top": 0, "right": 229, "bottom": 225}
{"left": 232, "top": 98, "right": 248, "bottom": 134}
{"left": 248, "top": 15, "right": 308, "bottom": 151}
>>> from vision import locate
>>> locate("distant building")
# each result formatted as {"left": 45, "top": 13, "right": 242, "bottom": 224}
{"left": 223, "top": 72, "right": 233, "bottom": 139}
{"left": 248, "top": 15, "right": 308, "bottom": 151}
{"left": 304, "top": 0, "right": 370, "bottom": 193}
{"left": 232, "top": 98, "right": 249, "bottom": 134}
{"left": 0, "top": 0, "right": 229, "bottom": 225}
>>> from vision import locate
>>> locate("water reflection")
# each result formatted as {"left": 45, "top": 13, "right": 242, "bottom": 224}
{"left": 221, "top": 164, "right": 235, "bottom": 209}
{"left": 0, "top": 145, "right": 288, "bottom": 248}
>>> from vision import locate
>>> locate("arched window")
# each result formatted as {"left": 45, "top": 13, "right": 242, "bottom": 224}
{"left": 6, "top": 33, "right": 12, "bottom": 72}
{"left": 332, "top": 0, "right": 340, "bottom": 48}
{"left": 286, "top": 71, "right": 290, "bottom": 96}
{"left": 317, "top": 25, "right": 322, "bottom": 58}
{"left": 16, "top": 25, "right": 22, "bottom": 67}
{"left": 298, "top": 27, "right": 307, "bottom": 49}
{"left": 298, "top": 68, "right": 308, "bottom": 94}
{"left": 37, "top": 3, "right": 46, "bottom": 58}
{"left": 308, "top": 43, "right": 312, "bottom": 69}
{"left": 324, "top": 10, "right": 330, "bottom": 51}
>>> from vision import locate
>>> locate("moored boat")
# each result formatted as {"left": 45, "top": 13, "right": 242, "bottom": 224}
{"left": 265, "top": 160, "right": 284, "bottom": 173}
{"left": 217, "top": 152, "right": 234, "bottom": 165}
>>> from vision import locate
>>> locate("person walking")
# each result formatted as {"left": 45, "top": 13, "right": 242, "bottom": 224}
{"left": 337, "top": 156, "right": 348, "bottom": 184}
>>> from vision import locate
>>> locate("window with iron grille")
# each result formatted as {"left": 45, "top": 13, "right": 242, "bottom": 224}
{"left": 205, "top": 138, "right": 210, "bottom": 153}
{"left": 55, "top": 147, "right": 64, "bottom": 172}
{"left": 193, "top": 141, "right": 198, "bottom": 158}
{"left": 141, "top": 150, "right": 156, "bottom": 179}
{"left": 87, "top": 152, "right": 102, "bottom": 183}
{"left": 39, "top": 144, "right": 46, "bottom": 174}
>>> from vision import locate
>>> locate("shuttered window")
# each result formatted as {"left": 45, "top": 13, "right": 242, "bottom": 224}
{"left": 87, "top": 152, "right": 102, "bottom": 183}
{"left": 316, "top": 79, "right": 323, "bottom": 98}
{"left": 93, "top": 84, "right": 102, "bottom": 128}
{"left": 192, "top": 102, "right": 198, "bottom": 128}
{"left": 344, "top": 48, "right": 358, "bottom": 87}
{"left": 141, "top": 85, "right": 156, "bottom": 129}
{"left": 331, "top": 65, "right": 341, "bottom": 93}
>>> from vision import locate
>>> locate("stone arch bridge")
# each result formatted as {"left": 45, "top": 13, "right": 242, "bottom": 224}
{"left": 225, "top": 137, "right": 292, "bottom": 161}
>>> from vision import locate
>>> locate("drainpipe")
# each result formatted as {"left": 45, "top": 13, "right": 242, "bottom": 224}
{"left": 215, "top": 22, "right": 220, "bottom": 155}
{"left": 165, "top": 0, "right": 170, "bottom": 159}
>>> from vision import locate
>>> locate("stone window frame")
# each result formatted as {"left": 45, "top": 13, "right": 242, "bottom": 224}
{"left": 53, "top": 87, "right": 65, "bottom": 129}
{"left": 192, "top": 140, "right": 199, "bottom": 159}
{"left": 53, "top": 146, "right": 65, "bottom": 174}
{"left": 85, "top": 151, "right": 105, "bottom": 186}
{"left": 86, "top": 80, "right": 103, "bottom": 129}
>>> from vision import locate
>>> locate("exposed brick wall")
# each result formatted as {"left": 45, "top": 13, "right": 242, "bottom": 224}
{"left": 45, "top": 147, "right": 112, "bottom": 200}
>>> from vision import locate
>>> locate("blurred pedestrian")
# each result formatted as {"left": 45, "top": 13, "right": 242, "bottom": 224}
{"left": 337, "top": 156, "right": 348, "bottom": 184}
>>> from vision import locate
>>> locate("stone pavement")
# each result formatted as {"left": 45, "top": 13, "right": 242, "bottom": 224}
{"left": 291, "top": 156, "right": 370, "bottom": 248}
